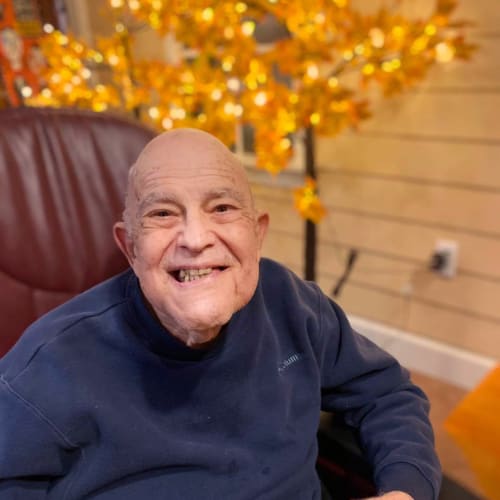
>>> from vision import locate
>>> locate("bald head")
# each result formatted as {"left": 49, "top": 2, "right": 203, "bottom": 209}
{"left": 123, "top": 128, "right": 253, "bottom": 236}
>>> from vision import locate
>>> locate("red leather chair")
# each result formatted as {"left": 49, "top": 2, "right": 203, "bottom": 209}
{"left": 0, "top": 107, "right": 155, "bottom": 356}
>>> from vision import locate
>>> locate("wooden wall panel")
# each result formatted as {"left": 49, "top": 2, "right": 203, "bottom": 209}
{"left": 261, "top": 231, "right": 302, "bottom": 273}
{"left": 316, "top": 249, "right": 500, "bottom": 321}
{"left": 252, "top": 185, "right": 302, "bottom": 233}
{"left": 319, "top": 172, "right": 500, "bottom": 235}
{"left": 362, "top": 93, "right": 500, "bottom": 140}
{"left": 406, "top": 301, "right": 500, "bottom": 358}
{"left": 316, "top": 210, "right": 500, "bottom": 278}
{"left": 317, "top": 276, "right": 413, "bottom": 331}
{"left": 453, "top": 0, "right": 500, "bottom": 30}
{"left": 317, "top": 134, "right": 500, "bottom": 189}
{"left": 253, "top": 184, "right": 304, "bottom": 275}
{"left": 318, "top": 279, "right": 500, "bottom": 359}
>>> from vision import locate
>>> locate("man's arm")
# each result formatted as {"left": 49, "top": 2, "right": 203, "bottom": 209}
{"left": 314, "top": 294, "right": 441, "bottom": 500}
{"left": 0, "top": 376, "right": 75, "bottom": 498}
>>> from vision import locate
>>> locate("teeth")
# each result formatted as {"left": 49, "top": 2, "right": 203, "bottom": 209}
{"left": 178, "top": 268, "right": 213, "bottom": 282}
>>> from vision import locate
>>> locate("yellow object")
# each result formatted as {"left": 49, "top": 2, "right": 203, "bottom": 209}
{"left": 445, "top": 365, "right": 500, "bottom": 500}
{"left": 294, "top": 177, "right": 326, "bottom": 223}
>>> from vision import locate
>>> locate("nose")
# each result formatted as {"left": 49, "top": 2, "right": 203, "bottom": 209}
{"left": 176, "top": 210, "right": 215, "bottom": 253}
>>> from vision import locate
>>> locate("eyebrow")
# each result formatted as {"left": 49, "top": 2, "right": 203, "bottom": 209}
{"left": 204, "top": 188, "right": 247, "bottom": 205}
{"left": 137, "top": 188, "right": 247, "bottom": 214}
{"left": 138, "top": 192, "right": 178, "bottom": 215}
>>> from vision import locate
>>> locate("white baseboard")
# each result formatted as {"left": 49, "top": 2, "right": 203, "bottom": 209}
{"left": 349, "top": 315, "right": 496, "bottom": 391}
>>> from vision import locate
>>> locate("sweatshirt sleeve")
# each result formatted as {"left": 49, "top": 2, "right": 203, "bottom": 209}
{"left": 314, "top": 293, "right": 442, "bottom": 500}
{"left": 0, "top": 376, "right": 77, "bottom": 498}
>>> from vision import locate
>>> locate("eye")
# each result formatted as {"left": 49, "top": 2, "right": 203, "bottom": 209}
{"left": 214, "top": 204, "right": 233, "bottom": 213}
{"left": 151, "top": 209, "right": 173, "bottom": 217}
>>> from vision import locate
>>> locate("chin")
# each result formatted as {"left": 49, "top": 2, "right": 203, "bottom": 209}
{"left": 182, "top": 310, "right": 232, "bottom": 333}
{"left": 184, "top": 328, "right": 222, "bottom": 349}
{"left": 177, "top": 292, "right": 238, "bottom": 323}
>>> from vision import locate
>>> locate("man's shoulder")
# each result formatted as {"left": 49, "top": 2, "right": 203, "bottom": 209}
{"left": 27, "top": 268, "right": 135, "bottom": 333}
{"left": 258, "top": 257, "right": 321, "bottom": 298}
{"left": 0, "top": 269, "right": 136, "bottom": 377}
{"left": 256, "top": 258, "right": 327, "bottom": 321}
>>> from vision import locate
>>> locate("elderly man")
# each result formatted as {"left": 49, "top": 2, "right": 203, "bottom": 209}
{"left": 0, "top": 129, "right": 440, "bottom": 499}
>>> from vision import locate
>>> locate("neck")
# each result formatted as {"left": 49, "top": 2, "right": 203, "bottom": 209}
{"left": 158, "top": 314, "right": 222, "bottom": 350}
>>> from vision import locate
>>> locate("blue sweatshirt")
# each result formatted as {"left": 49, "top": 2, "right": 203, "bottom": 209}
{"left": 0, "top": 258, "right": 440, "bottom": 499}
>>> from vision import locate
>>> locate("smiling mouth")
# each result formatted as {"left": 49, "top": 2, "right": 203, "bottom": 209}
{"left": 171, "top": 267, "right": 227, "bottom": 283}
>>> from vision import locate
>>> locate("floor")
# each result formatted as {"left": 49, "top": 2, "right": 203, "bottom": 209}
{"left": 410, "top": 371, "right": 484, "bottom": 499}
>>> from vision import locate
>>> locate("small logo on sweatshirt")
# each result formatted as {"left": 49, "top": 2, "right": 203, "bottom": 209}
{"left": 278, "top": 353, "right": 304, "bottom": 373}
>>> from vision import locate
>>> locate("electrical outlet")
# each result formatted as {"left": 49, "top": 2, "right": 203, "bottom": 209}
{"left": 429, "top": 239, "right": 459, "bottom": 278}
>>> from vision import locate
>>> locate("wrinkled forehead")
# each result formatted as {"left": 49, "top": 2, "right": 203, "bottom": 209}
{"left": 130, "top": 128, "right": 252, "bottom": 201}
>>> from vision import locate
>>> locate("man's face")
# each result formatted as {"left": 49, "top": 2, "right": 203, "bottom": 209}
{"left": 114, "top": 130, "right": 268, "bottom": 348}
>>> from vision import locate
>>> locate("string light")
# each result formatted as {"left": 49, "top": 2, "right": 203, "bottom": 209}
{"left": 210, "top": 89, "right": 223, "bottom": 101}
{"left": 327, "top": 77, "right": 338, "bottom": 88}
{"left": 235, "top": 2, "right": 247, "bottom": 13}
{"left": 200, "top": 8, "right": 214, "bottom": 23}
{"left": 241, "top": 21, "right": 256, "bottom": 36}
{"left": 310, "top": 112, "right": 320, "bottom": 125}
{"left": 227, "top": 78, "right": 241, "bottom": 92}
{"left": 223, "top": 102, "right": 235, "bottom": 115}
{"left": 148, "top": 106, "right": 160, "bottom": 119}
{"left": 20, "top": 86, "right": 33, "bottom": 98}
{"left": 306, "top": 64, "right": 319, "bottom": 79}
{"left": 425, "top": 24, "right": 438, "bottom": 36}
{"left": 435, "top": 42, "right": 455, "bottom": 63}
{"left": 224, "top": 27, "right": 235, "bottom": 39}
{"left": 254, "top": 91, "right": 267, "bottom": 106}
{"left": 162, "top": 117, "right": 173, "bottom": 129}
{"left": 234, "top": 104, "right": 243, "bottom": 117}
{"left": 369, "top": 28, "right": 385, "bottom": 48}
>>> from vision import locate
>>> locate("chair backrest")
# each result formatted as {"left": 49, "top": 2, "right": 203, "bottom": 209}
{"left": 0, "top": 107, "right": 156, "bottom": 355}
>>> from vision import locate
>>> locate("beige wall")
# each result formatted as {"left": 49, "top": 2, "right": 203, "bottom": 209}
{"left": 258, "top": 0, "right": 500, "bottom": 359}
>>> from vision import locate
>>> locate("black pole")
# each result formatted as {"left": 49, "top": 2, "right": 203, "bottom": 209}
{"left": 304, "top": 126, "right": 316, "bottom": 282}
{"left": 120, "top": 29, "right": 141, "bottom": 120}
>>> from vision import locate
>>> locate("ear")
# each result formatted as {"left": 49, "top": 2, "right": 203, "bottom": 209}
{"left": 255, "top": 212, "right": 269, "bottom": 250}
{"left": 113, "top": 222, "right": 136, "bottom": 268}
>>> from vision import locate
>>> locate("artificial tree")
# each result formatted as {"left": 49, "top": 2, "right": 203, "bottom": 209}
{"left": 27, "top": 0, "right": 474, "bottom": 280}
